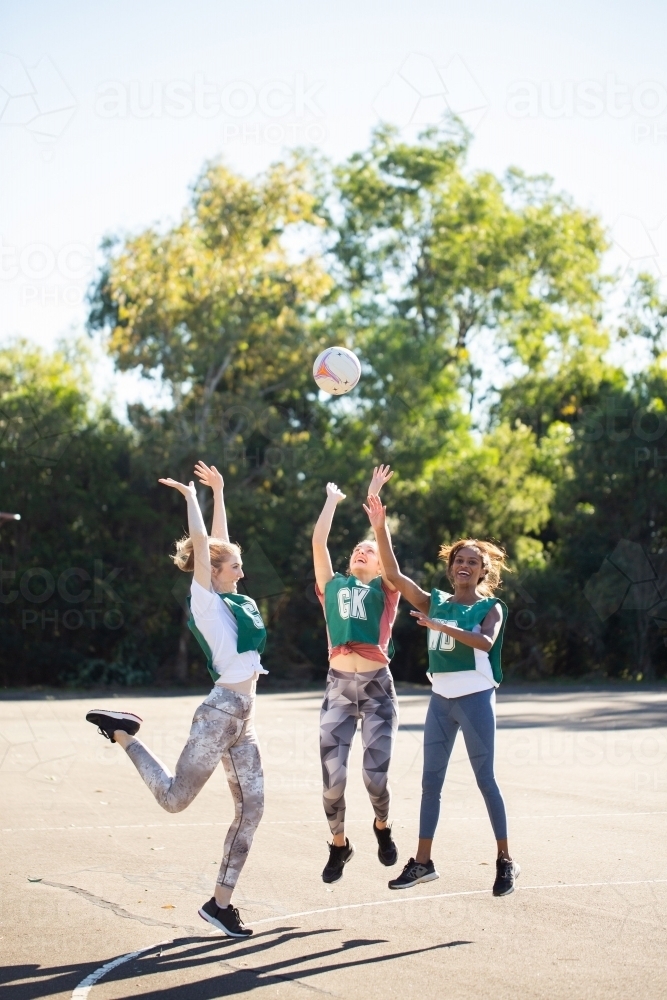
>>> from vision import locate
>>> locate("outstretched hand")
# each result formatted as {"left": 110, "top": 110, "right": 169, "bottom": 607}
{"left": 368, "top": 464, "right": 394, "bottom": 496}
{"left": 410, "top": 610, "right": 441, "bottom": 630}
{"left": 363, "top": 492, "right": 387, "bottom": 530}
{"left": 194, "top": 461, "right": 224, "bottom": 492}
{"left": 326, "top": 482, "right": 346, "bottom": 503}
{"left": 158, "top": 477, "right": 197, "bottom": 499}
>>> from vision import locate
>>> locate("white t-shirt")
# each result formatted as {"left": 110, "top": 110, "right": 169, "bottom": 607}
{"left": 427, "top": 623, "right": 497, "bottom": 699}
{"left": 190, "top": 579, "right": 268, "bottom": 685}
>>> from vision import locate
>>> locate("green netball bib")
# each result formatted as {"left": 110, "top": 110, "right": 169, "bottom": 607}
{"left": 187, "top": 592, "right": 266, "bottom": 682}
{"left": 324, "top": 573, "right": 389, "bottom": 650}
{"left": 426, "top": 590, "right": 507, "bottom": 683}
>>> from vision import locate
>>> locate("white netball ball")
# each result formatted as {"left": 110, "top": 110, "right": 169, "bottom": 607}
{"left": 312, "top": 346, "right": 361, "bottom": 395}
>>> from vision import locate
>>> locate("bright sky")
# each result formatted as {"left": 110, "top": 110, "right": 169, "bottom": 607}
{"left": 2, "top": 0, "right": 666, "bottom": 406}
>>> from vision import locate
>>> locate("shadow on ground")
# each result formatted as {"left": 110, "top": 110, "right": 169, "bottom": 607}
{"left": 1, "top": 930, "right": 472, "bottom": 999}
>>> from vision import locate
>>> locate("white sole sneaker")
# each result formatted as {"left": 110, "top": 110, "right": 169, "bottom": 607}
{"left": 85, "top": 709, "right": 142, "bottom": 741}
{"left": 86, "top": 709, "right": 142, "bottom": 724}
{"left": 389, "top": 869, "right": 440, "bottom": 890}
{"left": 493, "top": 861, "right": 521, "bottom": 896}
{"left": 198, "top": 906, "right": 251, "bottom": 938}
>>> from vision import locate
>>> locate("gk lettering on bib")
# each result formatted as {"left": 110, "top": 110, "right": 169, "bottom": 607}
{"left": 337, "top": 586, "right": 370, "bottom": 620}
{"left": 324, "top": 573, "right": 387, "bottom": 648}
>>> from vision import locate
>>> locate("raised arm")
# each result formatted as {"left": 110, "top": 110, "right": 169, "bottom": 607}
{"left": 194, "top": 461, "right": 228, "bottom": 541}
{"left": 367, "top": 464, "right": 394, "bottom": 497}
{"left": 312, "top": 482, "right": 346, "bottom": 593}
{"left": 159, "top": 477, "right": 211, "bottom": 590}
{"left": 363, "top": 494, "right": 430, "bottom": 613}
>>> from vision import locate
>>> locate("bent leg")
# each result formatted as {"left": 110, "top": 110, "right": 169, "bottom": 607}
{"left": 217, "top": 721, "right": 265, "bottom": 890}
{"left": 320, "top": 670, "right": 359, "bottom": 836}
{"left": 456, "top": 689, "right": 508, "bottom": 840}
{"left": 124, "top": 696, "right": 243, "bottom": 814}
{"left": 359, "top": 667, "right": 399, "bottom": 824}
{"left": 419, "top": 693, "right": 460, "bottom": 840}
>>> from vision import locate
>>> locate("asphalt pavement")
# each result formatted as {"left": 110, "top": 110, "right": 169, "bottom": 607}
{"left": 2, "top": 685, "right": 667, "bottom": 999}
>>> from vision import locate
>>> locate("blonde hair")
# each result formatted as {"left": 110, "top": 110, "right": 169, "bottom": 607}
{"left": 171, "top": 535, "right": 241, "bottom": 573}
{"left": 439, "top": 539, "right": 508, "bottom": 597}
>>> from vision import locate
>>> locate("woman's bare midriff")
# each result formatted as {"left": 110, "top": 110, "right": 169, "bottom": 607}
{"left": 215, "top": 675, "right": 257, "bottom": 695}
{"left": 330, "top": 651, "right": 384, "bottom": 673}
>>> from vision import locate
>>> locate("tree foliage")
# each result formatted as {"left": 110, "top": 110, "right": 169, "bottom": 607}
{"left": 2, "top": 126, "right": 666, "bottom": 688}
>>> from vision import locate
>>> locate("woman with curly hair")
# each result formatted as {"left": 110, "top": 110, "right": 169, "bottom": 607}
{"left": 364, "top": 494, "right": 519, "bottom": 897}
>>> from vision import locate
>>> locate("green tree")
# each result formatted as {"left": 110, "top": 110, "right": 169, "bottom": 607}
{"left": 0, "top": 340, "right": 178, "bottom": 687}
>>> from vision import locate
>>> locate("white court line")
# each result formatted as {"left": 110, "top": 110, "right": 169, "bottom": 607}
{"left": 8, "top": 811, "right": 667, "bottom": 834}
{"left": 72, "top": 941, "right": 169, "bottom": 999}
{"left": 252, "top": 877, "right": 667, "bottom": 924}
{"left": 70, "top": 877, "right": 667, "bottom": 998}
{"left": 2, "top": 820, "right": 324, "bottom": 833}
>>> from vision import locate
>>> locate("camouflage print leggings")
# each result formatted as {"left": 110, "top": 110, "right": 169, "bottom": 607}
{"left": 124, "top": 685, "right": 264, "bottom": 890}
{"left": 320, "top": 666, "right": 399, "bottom": 836}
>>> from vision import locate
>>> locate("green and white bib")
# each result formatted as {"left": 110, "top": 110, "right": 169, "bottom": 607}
{"left": 324, "top": 573, "right": 389, "bottom": 649}
{"left": 188, "top": 592, "right": 266, "bottom": 683}
{"left": 426, "top": 590, "right": 507, "bottom": 684}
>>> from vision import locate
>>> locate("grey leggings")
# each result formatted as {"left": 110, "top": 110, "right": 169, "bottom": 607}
{"left": 124, "top": 685, "right": 264, "bottom": 890}
{"left": 320, "top": 666, "right": 398, "bottom": 836}
{"left": 420, "top": 687, "right": 508, "bottom": 841}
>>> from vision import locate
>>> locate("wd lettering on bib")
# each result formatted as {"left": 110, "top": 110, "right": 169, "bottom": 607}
{"left": 324, "top": 573, "right": 386, "bottom": 648}
{"left": 426, "top": 589, "right": 507, "bottom": 684}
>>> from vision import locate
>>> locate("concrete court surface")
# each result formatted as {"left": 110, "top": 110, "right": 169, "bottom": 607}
{"left": 2, "top": 686, "right": 667, "bottom": 1000}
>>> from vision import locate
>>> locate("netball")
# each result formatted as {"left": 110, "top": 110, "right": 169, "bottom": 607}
{"left": 312, "top": 346, "right": 361, "bottom": 395}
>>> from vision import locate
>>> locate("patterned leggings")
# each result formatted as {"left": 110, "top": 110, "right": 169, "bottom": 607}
{"left": 124, "top": 685, "right": 264, "bottom": 890}
{"left": 320, "top": 666, "right": 398, "bottom": 836}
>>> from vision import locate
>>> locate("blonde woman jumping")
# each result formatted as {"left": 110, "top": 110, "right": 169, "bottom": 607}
{"left": 86, "top": 462, "right": 266, "bottom": 937}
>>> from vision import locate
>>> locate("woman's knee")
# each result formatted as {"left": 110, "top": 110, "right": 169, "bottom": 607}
{"left": 161, "top": 793, "right": 192, "bottom": 814}
{"left": 234, "top": 781, "right": 264, "bottom": 823}
{"left": 475, "top": 769, "right": 500, "bottom": 797}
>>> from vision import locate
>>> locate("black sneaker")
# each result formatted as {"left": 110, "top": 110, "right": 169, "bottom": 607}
{"left": 373, "top": 820, "right": 398, "bottom": 866}
{"left": 493, "top": 857, "right": 520, "bottom": 897}
{"left": 198, "top": 898, "right": 252, "bottom": 938}
{"left": 85, "top": 709, "right": 142, "bottom": 743}
{"left": 322, "top": 839, "right": 355, "bottom": 883}
{"left": 388, "top": 857, "right": 439, "bottom": 890}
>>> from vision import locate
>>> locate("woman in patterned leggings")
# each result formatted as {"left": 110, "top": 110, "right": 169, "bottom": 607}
{"left": 85, "top": 462, "right": 266, "bottom": 938}
{"left": 312, "top": 466, "right": 401, "bottom": 884}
